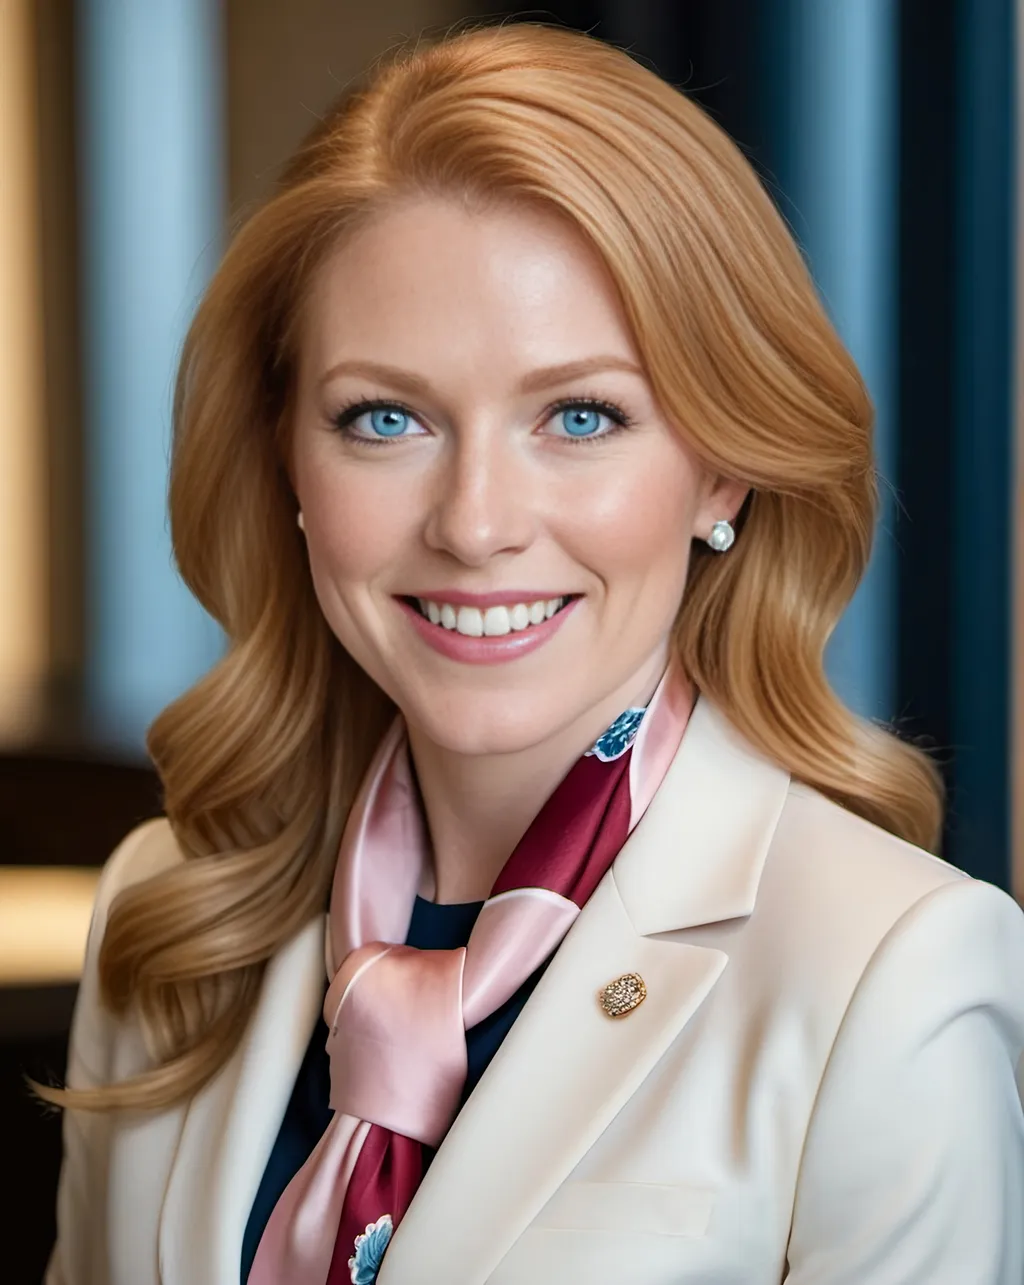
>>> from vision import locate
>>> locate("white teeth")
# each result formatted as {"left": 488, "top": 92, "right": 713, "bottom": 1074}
{"left": 417, "top": 596, "right": 570, "bottom": 634}
{"left": 456, "top": 606, "right": 484, "bottom": 637}
{"left": 509, "top": 603, "right": 531, "bottom": 632}
{"left": 483, "top": 606, "right": 511, "bottom": 636}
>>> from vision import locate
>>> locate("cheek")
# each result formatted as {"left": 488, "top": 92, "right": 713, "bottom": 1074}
{"left": 299, "top": 457, "right": 413, "bottom": 592}
{"left": 298, "top": 463, "right": 412, "bottom": 688}
{"left": 557, "top": 449, "right": 698, "bottom": 600}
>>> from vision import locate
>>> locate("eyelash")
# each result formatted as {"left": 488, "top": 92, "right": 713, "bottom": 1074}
{"left": 329, "top": 393, "right": 635, "bottom": 446}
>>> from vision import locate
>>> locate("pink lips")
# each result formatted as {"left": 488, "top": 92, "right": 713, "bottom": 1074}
{"left": 396, "top": 596, "right": 580, "bottom": 665}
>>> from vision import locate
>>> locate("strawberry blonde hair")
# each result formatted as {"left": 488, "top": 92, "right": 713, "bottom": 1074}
{"left": 44, "top": 22, "right": 941, "bottom": 1112}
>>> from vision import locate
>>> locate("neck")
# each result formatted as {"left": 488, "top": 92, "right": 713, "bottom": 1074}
{"left": 407, "top": 653, "right": 686, "bottom": 903}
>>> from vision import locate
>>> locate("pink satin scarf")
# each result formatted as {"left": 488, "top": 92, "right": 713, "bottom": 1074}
{"left": 250, "top": 664, "right": 692, "bottom": 1285}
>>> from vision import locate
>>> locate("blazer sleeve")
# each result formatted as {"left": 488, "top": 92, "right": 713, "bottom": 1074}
{"left": 785, "top": 876, "right": 1024, "bottom": 1284}
{"left": 45, "top": 819, "right": 178, "bottom": 1285}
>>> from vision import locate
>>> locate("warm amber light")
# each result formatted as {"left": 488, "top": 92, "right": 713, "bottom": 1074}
{"left": 0, "top": 868, "right": 101, "bottom": 985}
{"left": 0, "top": 0, "right": 48, "bottom": 733}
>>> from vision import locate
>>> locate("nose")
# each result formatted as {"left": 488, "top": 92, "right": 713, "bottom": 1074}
{"left": 422, "top": 425, "right": 536, "bottom": 566}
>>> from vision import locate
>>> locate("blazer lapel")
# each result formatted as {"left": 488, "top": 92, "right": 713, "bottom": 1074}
{"left": 378, "top": 697, "right": 791, "bottom": 1285}
{"left": 159, "top": 913, "right": 327, "bottom": 1285}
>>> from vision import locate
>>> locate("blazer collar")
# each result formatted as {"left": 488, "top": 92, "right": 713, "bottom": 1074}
{"left": 615, "top": 693, "right": 791, "bottom": 935}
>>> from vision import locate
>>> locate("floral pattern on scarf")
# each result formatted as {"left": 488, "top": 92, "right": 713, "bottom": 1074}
{"left": 586, "top": 706, "right": 646, "bottom": 761}
{"left": 348, "top": 1214, "right": 393, "bottom": 1284}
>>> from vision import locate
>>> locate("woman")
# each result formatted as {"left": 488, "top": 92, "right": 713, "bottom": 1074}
{"left": 46, "top": 22, "right": 1024, "bottom": 1285}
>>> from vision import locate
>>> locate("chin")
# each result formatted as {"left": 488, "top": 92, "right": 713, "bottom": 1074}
{"left": 407, "top": 690, "right": 576, "bottom": 758}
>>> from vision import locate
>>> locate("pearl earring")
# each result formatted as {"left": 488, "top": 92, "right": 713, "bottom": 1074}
{"left": 706, "top": 519, "right": 735, "bottom": 553}
{"left": 297, "top": 511, "right": 305, "bottom": 531}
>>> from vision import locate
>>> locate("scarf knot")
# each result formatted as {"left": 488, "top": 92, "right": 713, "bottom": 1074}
{"left": 325, "top": 942, "right": 467, "bottom": 1147}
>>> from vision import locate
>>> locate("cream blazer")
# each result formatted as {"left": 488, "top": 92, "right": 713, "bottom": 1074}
{"left": 47, "top": 698, "right": 1024, "bottom": 1284}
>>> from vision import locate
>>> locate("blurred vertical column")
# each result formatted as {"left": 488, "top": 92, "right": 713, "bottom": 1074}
{"left": 0, "top": 1, "right": 48, "bottom": 735}
{"left": 1016, "top": 0, "right": 1024, "bottom": 899}
{"left": 961, "top": 0, "right": 1012, "bottom": 894}
{"left": 77, "top": 0, "right": 225, "bottom": 752}
{"left": 896, "top": 0, "right": 1016, "bottom": 883}
{"left": 954, "top": 0, "right": 1017, "bottom": 889}
{"left": 766, "top": 0, "right": 899, "bottom": 723}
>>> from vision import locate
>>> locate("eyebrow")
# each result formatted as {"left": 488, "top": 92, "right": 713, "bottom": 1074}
{"left": 317, "top": 355, "right": 646, "bottom": 396}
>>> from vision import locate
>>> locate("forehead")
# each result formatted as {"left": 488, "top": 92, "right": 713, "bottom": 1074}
{"left": 298, "top": 196, "right": 641, "bottom": 381}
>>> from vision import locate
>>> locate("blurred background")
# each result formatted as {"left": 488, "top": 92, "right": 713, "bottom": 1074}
{"left": 1, "top": 0, "right": 1020, "bottom": 1278}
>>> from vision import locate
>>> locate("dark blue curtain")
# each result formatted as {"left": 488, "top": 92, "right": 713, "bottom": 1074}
{"left": 894, "top": 0, "right": 1015, "bottom": 886}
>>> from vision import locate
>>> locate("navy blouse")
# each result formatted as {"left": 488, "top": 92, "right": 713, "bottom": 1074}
{"left": 241, "top": 895, "right": 550, "bottom": 1282}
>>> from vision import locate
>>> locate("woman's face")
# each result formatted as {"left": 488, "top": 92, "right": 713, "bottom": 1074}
{"left": 291, "top": 196, "right": 745, "bottom": 756}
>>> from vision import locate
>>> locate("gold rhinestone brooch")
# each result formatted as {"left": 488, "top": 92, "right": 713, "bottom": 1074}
{"left": 598, "top": 971, "right": 647, "bottom": 1018}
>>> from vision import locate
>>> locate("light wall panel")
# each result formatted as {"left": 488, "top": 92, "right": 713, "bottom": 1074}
{"left": 1014, "top": 0, "right": 1024, "bottom": 902}
{"left": 78, "top": 0, "right": 227, "bottom": 751}
{"left": 0, "top": 0, "right": 48, "bottom": 735}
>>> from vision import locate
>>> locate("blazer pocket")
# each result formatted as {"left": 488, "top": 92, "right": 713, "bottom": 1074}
{"left": 532, "top": 1181, "right": 715, "bottom": 1238}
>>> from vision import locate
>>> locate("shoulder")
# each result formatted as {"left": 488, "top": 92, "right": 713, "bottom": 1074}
{"left": 770, "top": 779, "right": 967, "bottom": 911}
{"left": 99, "top": 816, "right": 185, "bottom": 891}
{"left": 756, "top": 780, "right": 1024, "bottom": 1021}
{"left": 68, "top": 819, "right": 185, "bottom": 1079}
{"left": 81, "top": 816, "right": 185, "bottom": 1009}
{"left": 90, "top": 818, "right": 185, "bottom": 932}
{"left": 765, "top": 779, "right": 974, "bottom": 938}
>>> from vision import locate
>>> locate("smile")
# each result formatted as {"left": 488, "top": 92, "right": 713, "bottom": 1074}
{"left": 411, "top": 596, "right": 573, "bottom": 637}
{"left": 395, "top": 593, "right": 581, "bottom": 665}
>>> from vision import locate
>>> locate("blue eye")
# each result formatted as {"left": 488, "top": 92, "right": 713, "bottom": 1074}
{"left": 547, "top": 399, "right": 629, "bottom": 441}
{"left": 560, "top": 407, "right": 603, "bottom": 436}
{"left": 332, "top": 400, "right": 426, "bottom": 442}
{"left": 369, "top": 407, "right": 409, "bottom": 437}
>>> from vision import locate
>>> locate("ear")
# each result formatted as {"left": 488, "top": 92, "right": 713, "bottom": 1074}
{"left": 692, "top": 475, "right": 750, "bottom": 544}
